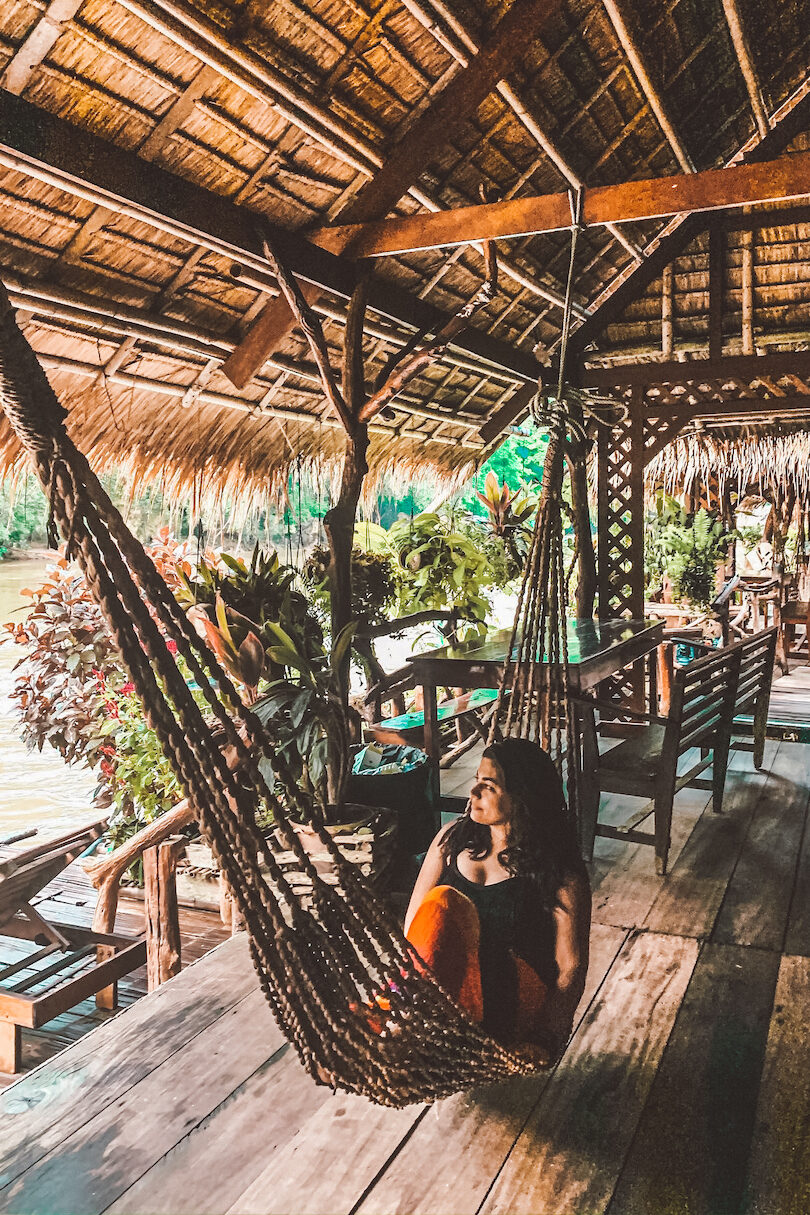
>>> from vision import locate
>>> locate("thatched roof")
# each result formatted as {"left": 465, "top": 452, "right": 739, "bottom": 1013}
{"left": 1, "top": 0, "right": 810, "bottom": 498}
{"left": 646, "top": 427, "right": 810, "bottom": 500}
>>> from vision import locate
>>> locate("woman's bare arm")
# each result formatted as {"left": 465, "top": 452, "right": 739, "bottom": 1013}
{"left": 537, "top": 870, "right": 592, "bottom": 1057}
{"left": 403, "top": 825, "right": 451, "bottom": 934}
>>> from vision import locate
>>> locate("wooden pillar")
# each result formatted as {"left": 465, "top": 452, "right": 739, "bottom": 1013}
{"left": 0, "top": 1020, "right": 21, "bottom": 1074}
{"left": 741, "top": 229, "right": 755, "bottom": 355}
{"left": 661, "top": 262, "right": 674, "bottom": 356}
{"left": 597, "top": 388, "right": 646, "bottom": 708}
{"left": 709, "top": 222, "right": 725, "bottom": 362}
{"left": 144, "top": 837, "right": 183, "bottom": 991}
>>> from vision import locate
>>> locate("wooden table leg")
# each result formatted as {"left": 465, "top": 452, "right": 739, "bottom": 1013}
{"left": 577, "top": 702, "right": 600, "bottom": 862}
{"left": 423, "top": 679, "right": 440, "bottom": 778}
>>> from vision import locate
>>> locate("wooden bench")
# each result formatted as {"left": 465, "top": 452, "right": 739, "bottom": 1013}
{"left": 579, "top": 646, "right": 739, "bottom": 875}
{"left": 1, "top": 821, "right": 146, "bottom": 1074}
{"left": 364, "top": 667, "right": 501, "bottom": 768}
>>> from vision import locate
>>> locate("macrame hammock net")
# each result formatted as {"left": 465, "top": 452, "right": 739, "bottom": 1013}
{"left": 0, "top": 280, "right": 580, "bottom": 1108}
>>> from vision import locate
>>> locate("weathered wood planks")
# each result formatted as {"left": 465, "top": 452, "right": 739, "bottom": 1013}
{"left": 607, "top": 942, "right": 780, "bottom": 1215}
{"left": 0, "top": 987, "right": 281, "bottom": 1215}
{"left": 352, "top": 923, "right": 628, "bottom": 1215}
{"left": 713, "top": 741, "right": 810, "bottom": 950}
{"left": 478, "top": 932, "right": 699, "bottom": 1215}
{"left": 0, "top": 935, "right": 256, "bottom": 1188}
{"left": 742, "top": 954, "right": 810, "bottom": 1215}
{"left": 643, "top": 747, "right": 769, "bottom": 939}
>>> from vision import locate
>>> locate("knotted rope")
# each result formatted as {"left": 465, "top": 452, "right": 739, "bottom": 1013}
{"left": 0, "top": 280, "right": 545, "bottom": 1106}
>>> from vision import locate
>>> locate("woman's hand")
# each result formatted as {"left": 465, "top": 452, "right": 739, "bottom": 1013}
{"left": 511, "top": 1040, "right": 553, "bottom": 1069}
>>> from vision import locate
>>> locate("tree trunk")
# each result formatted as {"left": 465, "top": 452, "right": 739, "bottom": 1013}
{"left": 566, "top": 436, "right": 597, "bottom": 618}
{"left": 324, "top": 424, "right": 369, "bottom": 653}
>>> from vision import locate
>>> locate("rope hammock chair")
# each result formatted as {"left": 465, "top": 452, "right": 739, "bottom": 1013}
{"left": 0, "top": 253, "right": 586, "bottom": 1105}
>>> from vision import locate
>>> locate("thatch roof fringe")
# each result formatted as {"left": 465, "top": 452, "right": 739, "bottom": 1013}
{"left": 646, "top": 430, "right": 810, "bottom": 500}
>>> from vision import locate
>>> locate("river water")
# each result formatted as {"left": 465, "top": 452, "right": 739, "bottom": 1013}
{"left": 0, "top": 558, "right": 96, "bottom": 843}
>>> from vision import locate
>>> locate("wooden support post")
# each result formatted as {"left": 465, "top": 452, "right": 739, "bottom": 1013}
{"left": 143, "top": 837, "right": 184, "bottom": 992}
{"left": 661, "top": 262, "right": 674, "bottom": 356}
{"left": 709, "top": 222, "right": 725, "bottom": 362}
{"left": 94, "top": 944, "right": 118, "bottom": 1011}
{"left": 0, "top": 1020, "right": 21, "bottom": 1074}
{"left": 741, "top": 228, "right": 755, "bottom": 354}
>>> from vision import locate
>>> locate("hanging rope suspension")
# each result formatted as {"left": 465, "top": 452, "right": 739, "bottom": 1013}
{"left": 0, "top": 280, "right": 550, "bottom": 1107}
{"left": 489, "top": 189, "right": 588, "bottom": 808}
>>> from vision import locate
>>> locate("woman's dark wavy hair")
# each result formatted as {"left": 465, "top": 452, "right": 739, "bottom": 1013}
{"left": 440, "top": 738, "right": 586, "bottom": 909}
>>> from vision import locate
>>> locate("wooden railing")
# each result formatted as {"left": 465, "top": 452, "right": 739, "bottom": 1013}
{"left": 82, "top": 799, "right": 199, "bottom": 992}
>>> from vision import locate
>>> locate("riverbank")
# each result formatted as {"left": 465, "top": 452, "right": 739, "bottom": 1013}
{"left": 0, "top": 556, "right": 97, "bottom": 842}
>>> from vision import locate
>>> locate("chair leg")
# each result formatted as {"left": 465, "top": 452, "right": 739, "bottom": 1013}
{"left": 653, "top": 782, "right": 676, "bottom": 876}
{"left": 712, "top": 736, "right": 731, "bottom": 814}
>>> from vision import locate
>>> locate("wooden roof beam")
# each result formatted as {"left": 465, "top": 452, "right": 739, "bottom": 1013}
{"left": 400, "top": 0, "right": 643, "bottom": 261}
{"left": 720, "top": 0, "right": 770, "bottom": 139}
{"left": 0, "top": 91, "right": 539, "bottom": 386}
{"left": 221, "top": 0, "right": 563, "bottom": 389}
{"left": 316, "top": 149, "right": 810, "bottom": 257}
{"left": 0, "top": 0, "right": 83, "bottom": 95}
{"left": 567, "top": 79, "right": 810, "bottom": 358}
{"left": 582, "top": 350, "right": 810, "bottom": 389}
{"left": 601, "top": 0, "right": 694, "bottom": 174}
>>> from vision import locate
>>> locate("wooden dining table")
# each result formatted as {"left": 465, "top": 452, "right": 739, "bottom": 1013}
{"left": 407, "top": 617, "right": 665, "bottom": 840}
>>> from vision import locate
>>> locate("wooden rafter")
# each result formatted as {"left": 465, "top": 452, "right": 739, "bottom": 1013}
{"left": 315, "top": 149, "right": 810, "bottom": 258}
{"left": 721, "top": 0, "right": 770, "bottom": 139}
{"left": 567, "top": 83, "right": 810, "bottom": 358}
{"left": 222, "top": 0, "right": 563, "bottom": 389}
{"left": 0, "top": 0, "right": 83, "bottom": 94}
{"left": 601, "top": 0, "right": 694, "bottom": 174}
{"left": 0, "top": 91, "right": 537, "bottom": 387}
{"left": 582, "top": 351, "right": 810, "bottom": 390}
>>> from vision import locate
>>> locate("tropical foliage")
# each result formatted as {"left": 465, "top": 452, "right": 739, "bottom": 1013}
{"left": 646, "top": 497, "right": 734, "bottom": 608}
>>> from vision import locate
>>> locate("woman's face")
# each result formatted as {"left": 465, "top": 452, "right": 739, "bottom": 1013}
{"left": 469, "top": 757, "right": 514, "bottom": 827}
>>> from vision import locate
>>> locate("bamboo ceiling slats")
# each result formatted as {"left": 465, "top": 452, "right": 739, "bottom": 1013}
{"left": 1, "top": 0, "right": 810, "bottom": 498}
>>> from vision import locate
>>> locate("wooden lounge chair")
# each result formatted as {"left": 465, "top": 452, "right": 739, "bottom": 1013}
{"left": 0, "top": 821, "right": 146, "bottom": 1074}
{"left": 578, "top": 646, "right": 739, "bottom": 875}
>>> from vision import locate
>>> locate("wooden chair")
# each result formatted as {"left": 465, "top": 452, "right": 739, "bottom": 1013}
{"left": 578, "top": 646, "right": 739, "bottom": 875}
{"left": 0, "top": 821, "right": 146, "bottom": 1074}
{"left": 729, "top": 626, "right": 778, "bottom": 766}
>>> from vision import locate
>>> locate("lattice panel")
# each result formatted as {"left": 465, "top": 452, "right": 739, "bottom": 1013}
{"left": 597, "top": 408, "right": 646, "bottom": 709}
{"left": 598, "top": 412, "right": 644, "bottom": 620}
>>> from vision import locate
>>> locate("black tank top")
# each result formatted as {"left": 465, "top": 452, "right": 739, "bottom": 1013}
{"left": 443, "top": 859, "right": 557, "bottom": 1041}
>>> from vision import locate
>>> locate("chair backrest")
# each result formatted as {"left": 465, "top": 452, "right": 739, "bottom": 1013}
{"left": 726, "top": 626, "right": 778, "bottom": 716}
{"left": 0, "top": 821, "right": 105, "bottom": 925}
{"left": 667, "top": 646, "right": 739, "bottom": 756}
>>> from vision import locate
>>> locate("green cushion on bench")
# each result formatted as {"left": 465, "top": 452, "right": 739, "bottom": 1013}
{"left": 376, "top": 686, "right": 500, "bottom": 733}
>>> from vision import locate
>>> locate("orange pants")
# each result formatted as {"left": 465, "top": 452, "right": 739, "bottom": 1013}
{"left": 406, "top": 885, "right": 547, "bottom": 1043}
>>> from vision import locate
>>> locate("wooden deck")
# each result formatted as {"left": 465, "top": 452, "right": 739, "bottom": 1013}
{"left": 0, "top": 856, "right": 229, "bottom": 1086}
{"left": 1, "top": 735, "right": 808, "bottom": 1215}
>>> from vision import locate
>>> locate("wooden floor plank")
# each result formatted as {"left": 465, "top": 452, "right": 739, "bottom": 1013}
{"left": 0, "top": 987, "right": 282, "bottom": 1215}
{"left": 354, "top": 923, "right": 628, "bottom": 1215}
{"left": 607, "top": 941, "right": 780, "bottom": 1215}
{"left": 104, "top": 1041, "right": 330, "bottom": 1215}
{"left": 589, "top": 777, "right": 707, "bottom": 931}
{"left": 784, "top": 811, "right": 810, "bottom": 956}
{"left": 713, "top": 742, "right": 810, "bottom": 951}
{"left": 643, "top": 748, "right": 768, "bottom": 939}
{"left": 226, "top": 1092, "right": 425, "bottom": 1215}
{"left": 0, "top": 935, "right": 256, "bottom": 1187}
{"left": 478, "top": 931, "right": 700, "bottom": 1215}
{"left": 742, "top": 954, "right": 810, "bottom": 1215}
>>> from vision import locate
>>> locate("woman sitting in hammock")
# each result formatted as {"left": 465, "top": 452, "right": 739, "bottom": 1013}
{"left": 404, "top": 737, "right": 591, "bottom": 1064}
